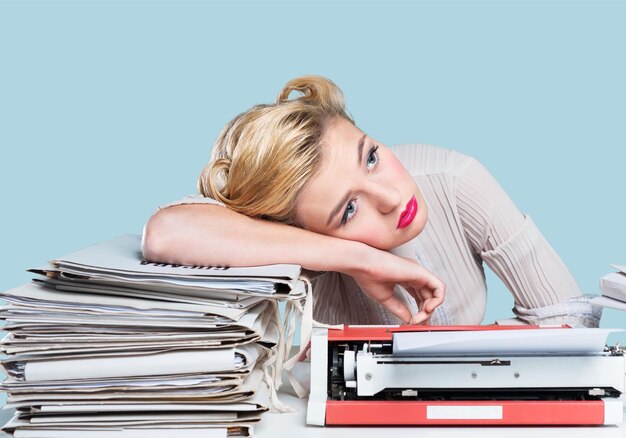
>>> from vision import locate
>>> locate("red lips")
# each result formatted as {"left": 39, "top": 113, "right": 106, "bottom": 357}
{"left": 397, "top": 195, "right": 418, "bottom": 229}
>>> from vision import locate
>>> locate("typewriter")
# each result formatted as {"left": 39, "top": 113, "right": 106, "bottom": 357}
{"left": 307, "top": 325, "right": 625, "bottom": 426}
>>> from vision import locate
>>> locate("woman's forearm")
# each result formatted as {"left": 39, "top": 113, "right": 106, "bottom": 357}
{"left": 142, "top": 203, "right": 445, "bottom": 323}
{"left": 142, "top": 203, "right": 368, "bottom": 273}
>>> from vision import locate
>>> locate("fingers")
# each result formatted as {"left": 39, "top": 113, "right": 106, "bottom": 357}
{"left": 423, "top": 290, "right": 445, "bottom": 313}
{"left": 418, "top": 272, "right": 446, "bottom": 300}
{"left": 401, "top": 283, "right": 445, "bottom": 324}
{"left": 377, "top": 294, "right": 413, "bottom": 325}
{"left": 427, "top": 282, "right": 446, "bottom": 314}
{"left": 427, "top": 276, "right": 446, "bottom": 301}
{"left": 362, "top": 283, "right": 413, "bottom": 324}
{"left": 408, "top": 272, "right": 446, "bottom": 315}
{"left": 410, "top": 310, "right": 430, "bottom": 325}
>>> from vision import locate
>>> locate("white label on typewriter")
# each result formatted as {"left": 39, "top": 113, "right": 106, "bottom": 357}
{"left": 426, "top": 405, "right": 503, "bottom": 420}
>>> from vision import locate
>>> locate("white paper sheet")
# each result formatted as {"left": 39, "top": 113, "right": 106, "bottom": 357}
{"left": 591, "top": 295, "right": 626, "bottom": 311}
{"left": 27, "top": 412, "right": 243, "bottom": 424}
{"left": 392, "top": 328, "right": 623, "bottom": 356}
{"left": 23, "top": 348, "right": 239, "bottom": 381}
{"left": 58, "top": 267, "right": 280, "bottom": 294}
{"left": 12, "top": 428, "right": 231, "bottom": 438}
{"left": 32, "top": 275, "right": 251, "bottom": 303}
{"left": 1, "top": 283, "right": 254, "bottom": 320}
{"left": 5, "top": 368, "right": 266, "bottom": 408}
{"left": 38, "top": 402, "right": 260, "bottom": 413}
{"left": 600, "top": 271, "right": 626, "bottom": 303}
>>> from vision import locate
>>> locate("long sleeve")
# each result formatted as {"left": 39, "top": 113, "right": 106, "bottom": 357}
{"left": 455, "top": 156, "right": 600, "bottom": 327}
{"left": 311, "top": 271, "right": 415, "bottom": 325}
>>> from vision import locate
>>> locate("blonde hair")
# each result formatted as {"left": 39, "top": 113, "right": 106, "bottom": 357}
{"left": 198, "top": 76, "right": 353, "bottom": 225}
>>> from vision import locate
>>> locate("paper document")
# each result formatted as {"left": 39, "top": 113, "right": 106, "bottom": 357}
{"left": 2, "top": 283, "right": 259, "bottom": 320}
{"left": 593, "top": 265, "right": 626, "bottom": 311}
{"left": 1, "top": 234, "right": 303, "bottom": 437}
{"left": 392, "top": 328, "right": 623, "bottom": 356}
{"left": 591, "top": 295, "right": 626, "bottom": 311}
{"left": 11, "top": 344, "right": 260, "bottom": 381}
{"left": 55, "top": 234, "right": 298, "bottom": 278}
{"left": 600, "top": 271, "right": 626, "bottom": 303}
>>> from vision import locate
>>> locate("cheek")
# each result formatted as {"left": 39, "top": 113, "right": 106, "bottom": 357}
{"left": 386, "top": 153, "right": 410, "bottom": 176}
{"left": 344, "top": 219, "right": 394, "bottom": 250}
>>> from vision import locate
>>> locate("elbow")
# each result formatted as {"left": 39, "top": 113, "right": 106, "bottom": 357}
{"left": 141, "top": 210, "right": 171, "bottom": 262}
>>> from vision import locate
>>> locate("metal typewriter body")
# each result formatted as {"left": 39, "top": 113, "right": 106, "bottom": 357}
{"left": 307, "top": 325, "right": 626, "bottom": 426}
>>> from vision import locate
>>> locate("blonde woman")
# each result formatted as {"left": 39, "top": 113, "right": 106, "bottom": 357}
{"left": 142, "top": 76, "right": 600, "bottom": 328}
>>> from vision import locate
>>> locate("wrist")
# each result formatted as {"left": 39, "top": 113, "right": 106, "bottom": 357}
{"left": 336, "top": 239, "right": 378, "bottom": 277}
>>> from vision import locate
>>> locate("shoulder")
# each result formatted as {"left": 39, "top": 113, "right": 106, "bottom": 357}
{"left": 390, "top": 143, "right": 478, "bottom": 177}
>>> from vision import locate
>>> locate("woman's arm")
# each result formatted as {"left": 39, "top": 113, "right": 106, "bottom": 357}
{"left": 455, "top": 155, "right": 599, "bottom": 326}
{"left": 143, "top": 203, "right": 445, "bottom": 324}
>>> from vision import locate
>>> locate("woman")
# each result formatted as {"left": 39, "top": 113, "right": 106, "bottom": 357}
{"left": 143, "top": 75, "right": 600, "bottom": 328}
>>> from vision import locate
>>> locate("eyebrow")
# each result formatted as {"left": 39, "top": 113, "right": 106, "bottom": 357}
{"left": 326, "top": 134, "right": 367, "bottom": 226}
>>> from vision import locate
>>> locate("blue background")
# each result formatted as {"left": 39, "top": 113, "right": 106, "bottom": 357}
{"left": 1, "top": 0, "right": 625, "bottom": 407}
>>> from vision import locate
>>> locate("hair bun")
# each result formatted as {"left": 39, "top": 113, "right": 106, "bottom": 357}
{"left": 198, "top": 156, "right": 231, "bottom": 202}
{"left": 276, "top": 75, "right": 346, "bottom": 112}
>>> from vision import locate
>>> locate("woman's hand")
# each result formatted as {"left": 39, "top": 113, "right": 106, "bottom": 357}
{"left": 346, "top": 247, "right": 445, "bottom": 325}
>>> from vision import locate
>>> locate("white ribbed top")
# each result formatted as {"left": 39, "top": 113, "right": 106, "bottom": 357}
{"left": 312, "top": 144, "right": 596, "bottom": 327}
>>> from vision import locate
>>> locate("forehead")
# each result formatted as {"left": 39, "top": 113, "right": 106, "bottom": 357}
{"left": 295, "top": 118, "right": 364, "bottom": 229}
{"left": 318, "top": 118, "right": 365, "bottom": 175}
{"left": 318, "top": 118, "right": 365, "bottom": 187}
{"left": 323, "top": 117, "right": 363, "bottom": 150}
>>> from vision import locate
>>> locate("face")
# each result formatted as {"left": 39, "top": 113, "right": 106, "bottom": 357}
{"left": 295, "top": 117, "right": 428, "bottom": 250}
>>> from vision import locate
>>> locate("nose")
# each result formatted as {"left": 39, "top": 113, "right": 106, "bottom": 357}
{"left": 367, "top": 181, "right": 402, "bottom": 214}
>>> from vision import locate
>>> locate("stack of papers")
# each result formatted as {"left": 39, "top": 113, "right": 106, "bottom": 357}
{"left": 1, "top": 235, "right": 306, "bottom": 437}
{"left": 592, "top": 264, "right": 626, "bottom": 311}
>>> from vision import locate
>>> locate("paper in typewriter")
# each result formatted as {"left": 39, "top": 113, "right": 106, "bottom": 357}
{"left": 392, "top": 328, "right": 623, "bottom": 355}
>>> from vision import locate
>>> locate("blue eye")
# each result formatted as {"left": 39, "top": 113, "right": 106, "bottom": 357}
{"left": 339, "top": 146, "right": 379, "bottom": 227}
{"left": 367, "top": 146, "right": 379, "bottom": 169}
{"left": 341, "top": 199, "right": 357, "bottom": 225}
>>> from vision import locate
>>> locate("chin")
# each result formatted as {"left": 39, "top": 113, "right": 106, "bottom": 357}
{"left": 393, "top": 215, "right": 427, "bottom": 248}
{"left": 363, "top": 234, "right": 397, "bottom": 251}
{"left": 374, "top": 233, "right": 417, "bottom": 251}
{"left": 391, "top": 233, "right": 419, "bottom": 249}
